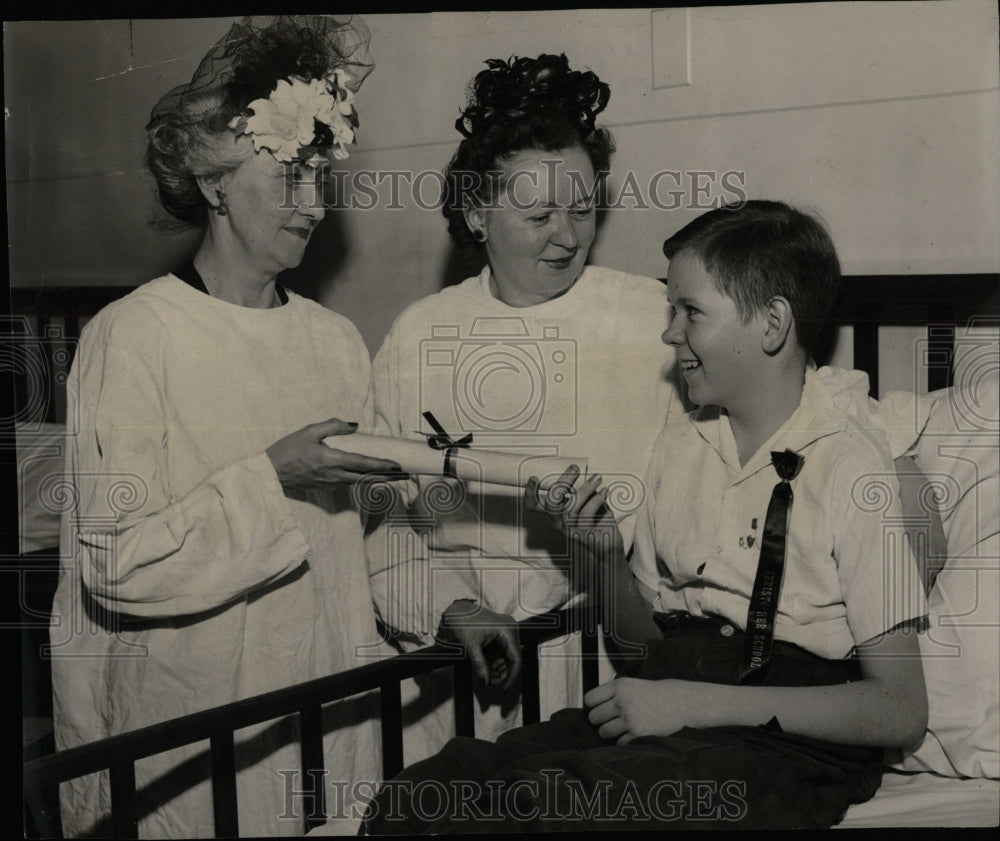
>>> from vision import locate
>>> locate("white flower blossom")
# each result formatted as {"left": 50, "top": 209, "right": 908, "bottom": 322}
{"left": 231, "top": 76, "right": 357, "bottom": 163}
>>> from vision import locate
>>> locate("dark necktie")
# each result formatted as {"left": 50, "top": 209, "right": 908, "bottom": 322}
{"left": 738, "top": 448, "right": 804, "bottom": 685}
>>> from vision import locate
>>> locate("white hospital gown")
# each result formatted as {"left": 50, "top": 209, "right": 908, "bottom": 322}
{"left": 51, "top": 276, "right": 381, "bottom": 838}
{"left": 368, "top": 265, "right": 679, "bottom": 761}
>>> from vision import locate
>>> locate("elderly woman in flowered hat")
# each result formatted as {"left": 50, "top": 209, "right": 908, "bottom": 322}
{"left": 51, "top": 15, "right": 398, "bottom": 838}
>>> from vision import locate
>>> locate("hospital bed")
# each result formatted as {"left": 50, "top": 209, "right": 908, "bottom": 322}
{"left": 14, "top": 273, "right": 999, "bottom": 834}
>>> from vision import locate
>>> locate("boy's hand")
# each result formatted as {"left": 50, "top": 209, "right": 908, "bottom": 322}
{"left": 585, "top": 677, "right": 703, "bottom": 744}
{"left": 524, "top": 466, "right": 624, "bottom": 563}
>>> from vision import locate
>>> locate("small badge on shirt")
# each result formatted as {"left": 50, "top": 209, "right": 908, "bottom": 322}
{"left": 738, "top": 518, "right": 758, "bottom": 550}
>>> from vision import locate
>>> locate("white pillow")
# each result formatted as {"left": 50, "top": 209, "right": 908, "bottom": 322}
{"left": 896, "top": 374, "right": 999, "bottom": 779}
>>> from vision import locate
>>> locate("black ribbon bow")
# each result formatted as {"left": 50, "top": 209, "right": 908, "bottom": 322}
{"left": 738, "top": 448, "right": 804, "bottom": 685}
{"left": 421, "top": 411, "right": 474, "bottom": 479}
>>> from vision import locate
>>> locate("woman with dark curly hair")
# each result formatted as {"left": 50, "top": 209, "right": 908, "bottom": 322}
{"left": 50, "top": 16, "right": 401, "bottom": 838}
{"left": 367, "top": 54, "right": 681, "bottom": 762}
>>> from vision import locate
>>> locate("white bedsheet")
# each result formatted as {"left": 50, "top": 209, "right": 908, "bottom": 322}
{"left": 837, "top": 771, "right": 999, "bottom": 828}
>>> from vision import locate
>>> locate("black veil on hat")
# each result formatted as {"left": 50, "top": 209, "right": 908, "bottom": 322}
{"left": 147, "top": 15, "right": 374, "bottom": 157}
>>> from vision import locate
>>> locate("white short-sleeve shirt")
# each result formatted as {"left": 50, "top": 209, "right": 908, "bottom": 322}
{"left": 630, "top": 368, "right": 928, "bottom": 660}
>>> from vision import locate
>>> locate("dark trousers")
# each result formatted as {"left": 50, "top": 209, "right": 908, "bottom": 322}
{"left": 364, "top": 615, "right": 883, "bottom": 833}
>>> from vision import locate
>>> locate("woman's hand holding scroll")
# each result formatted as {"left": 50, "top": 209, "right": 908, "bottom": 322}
{"left": 267, "top": 418, "right": 403, "bottom": 490}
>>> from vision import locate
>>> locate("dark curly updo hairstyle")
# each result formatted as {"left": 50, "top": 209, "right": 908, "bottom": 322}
{"left": 443, "top": 54, "right": 616, "bottom": 249}
{"left": 145, "top": 15, "right": 372, "bottom": 231}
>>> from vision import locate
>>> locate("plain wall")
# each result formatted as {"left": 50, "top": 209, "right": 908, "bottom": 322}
{"left": 6, "top": 3, "right": 999, "bottom": 390}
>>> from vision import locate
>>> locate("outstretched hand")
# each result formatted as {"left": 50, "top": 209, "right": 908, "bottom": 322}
{"left": 266, "top": 418, "right": 403, "bottom": 490}
{"left": 524, "top": 465, "right": 624, "bottom": 563}
{"left": 439, "top": 600, "right": 521, "bottom": 692}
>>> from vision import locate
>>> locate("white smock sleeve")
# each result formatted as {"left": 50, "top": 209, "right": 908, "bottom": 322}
{"left": 71, "top": 310, "right": 311, "bottom": 619}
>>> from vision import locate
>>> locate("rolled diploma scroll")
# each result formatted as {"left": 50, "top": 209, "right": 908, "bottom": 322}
{"left": 323, "top": 433, "right": 587, "bottom": 490}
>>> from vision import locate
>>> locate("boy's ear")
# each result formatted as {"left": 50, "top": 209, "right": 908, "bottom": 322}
{"left": 762, "top": 296, "right": 794, "bottom": 354}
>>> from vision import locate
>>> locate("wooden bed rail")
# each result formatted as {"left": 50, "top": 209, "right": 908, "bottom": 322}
{"left": 825, "top": 273, "right": 998, "bottom": 394}
{"left": 22, "top": 606, "right": 600, "bottom": 838}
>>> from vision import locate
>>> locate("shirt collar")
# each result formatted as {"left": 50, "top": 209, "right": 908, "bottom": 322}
{"left": 689, "top": 367, "right": 848, "bottom": 481}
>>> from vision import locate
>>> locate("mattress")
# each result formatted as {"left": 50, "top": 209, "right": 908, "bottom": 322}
{"left": 837, "top": 770, "right": 999, "bottom": 828}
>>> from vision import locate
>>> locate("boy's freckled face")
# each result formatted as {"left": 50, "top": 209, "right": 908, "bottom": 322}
{"left": 662, "top": 253, "right": 765, "bottom": 410}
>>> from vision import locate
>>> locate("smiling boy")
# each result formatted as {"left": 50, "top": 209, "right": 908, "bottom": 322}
{"left": 573, "top": 200, "right": 929, "bottom": 825}
{"left": 595, "top": 201, "right": 928, "bottom": 727}
{"left": 365, "top": 200, "right": 929, "bottom": 832}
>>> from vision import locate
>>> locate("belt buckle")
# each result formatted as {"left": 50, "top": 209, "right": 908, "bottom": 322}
{"left": 653, "top": 612, "right": 683, "bottom": 636}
